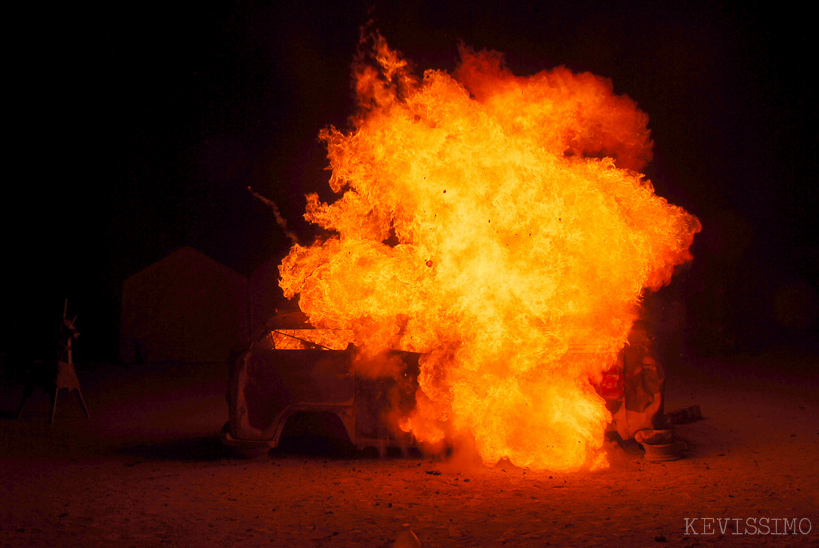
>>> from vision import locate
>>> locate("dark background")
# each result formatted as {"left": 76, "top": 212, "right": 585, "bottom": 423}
{"left": 8, "top": 0, "right": 817, "bottom": 364}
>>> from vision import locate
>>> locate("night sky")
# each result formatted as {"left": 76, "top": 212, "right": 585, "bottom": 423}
{"left": 11, "top": 0, "right": 817, "bottom": 362}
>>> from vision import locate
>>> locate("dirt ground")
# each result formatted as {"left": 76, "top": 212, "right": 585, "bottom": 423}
{"left": 1, "top": 343, "right": 817, "bottom": 547}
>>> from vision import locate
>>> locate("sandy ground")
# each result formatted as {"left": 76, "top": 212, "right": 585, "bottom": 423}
{"left": 1, "top": 343, "right": 817, "bottom": 547}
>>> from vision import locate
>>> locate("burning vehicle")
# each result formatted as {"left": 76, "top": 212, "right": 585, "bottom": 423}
{"left": 222, "top": 311, "right": 667, "bottom": 458}
{"left": 222, "top": 311, "right": 423, "bottom": 457}
{"left": 223, "top": 33, "right": 699, "bottom": 471}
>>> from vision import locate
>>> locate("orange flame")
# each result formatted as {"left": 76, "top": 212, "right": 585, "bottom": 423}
{"left": 279, "top": 33, "right": 700, "bottom": 471}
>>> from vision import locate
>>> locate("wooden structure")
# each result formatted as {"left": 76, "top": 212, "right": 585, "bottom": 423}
{"left": 17, "top": 300, "right": 90, "bottom": 423}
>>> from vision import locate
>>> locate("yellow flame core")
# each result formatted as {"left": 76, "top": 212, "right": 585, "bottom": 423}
{"left": 279, "top": 36, "right": 700, "bottom": 471}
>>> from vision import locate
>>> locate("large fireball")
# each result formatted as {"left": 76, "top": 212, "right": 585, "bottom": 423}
{"left": 279, "top": 33, "right": 700, "bottom": 471}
